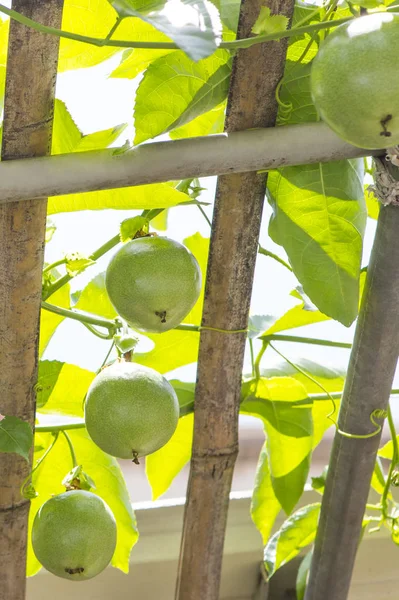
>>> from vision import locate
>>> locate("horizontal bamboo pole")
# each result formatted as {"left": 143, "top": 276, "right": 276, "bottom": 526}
{"left": 0, "top": 123, "right": 382, "bottom": 204}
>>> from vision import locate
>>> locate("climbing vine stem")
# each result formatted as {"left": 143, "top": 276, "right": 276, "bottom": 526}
{"left": 381, "top": 404, "right": 398, "bottom": 521}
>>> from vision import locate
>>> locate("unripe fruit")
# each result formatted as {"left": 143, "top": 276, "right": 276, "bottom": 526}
{"left": 32, "top": 490, "right": 116, "bottom": 581}
{"left": 84, "top": 361, "right": 179, "bottom": 460}
{"left": 105, "top": 236, "right": 201, "bottom": 333}
{"left": 310, "top": 13, "right": 399, "bottom": 149}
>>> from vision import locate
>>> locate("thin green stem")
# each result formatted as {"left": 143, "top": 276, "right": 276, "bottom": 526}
{"left": 35, "top": 420, "right": 86, "bottom": 433}
{"left": 98, "top": 341, "right": 115, "bottom": 373}
{"left": 197, "top": 204, "right": 212, "bottom": 228}
{"left": 82, "top": 322, "right": 115, "bottom": 340}
{"left": 4, "top": 3, "right": 398, "bottom": 54}
{"left": 258, "top": 246, "right": 293, "bottom": 272}
{"left": 254, "top": 340, "right": 269, "bottom": 381}
{"left": 20, "top": 432, "right": 59, "bottom": 497}
{"left": 249, "top": 338, "right": 256, "bottom": 378}
{"left": 292, "top": 2, "right": 325, "bottom": 28}
{"left": 381, "top": 404, "right": 398, "bottom": 520}
{"left": 43, "top": 233, "right": 120, "bottom": 300}
{"left": 105, "top": 16, "right": 123, "bottom": 41}
{"left": 262, "top": 333, "right": 352, "bottom": 349}
{"left": 43, "top": 258, "right": 66, "bottom": 275}
{"left": 61, "top": 430, "right": 78, "bottom": 468}
{"left": 41, "top": 301, "right": 119, "bottom": 333}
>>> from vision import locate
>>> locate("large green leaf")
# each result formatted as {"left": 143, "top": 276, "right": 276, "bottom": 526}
{"left": 261, "top": 287, "right": 330, "bottom": 336}
{"left": 36, "top": 361, "right": 64, "bottom": 409}
{"left": 52, "top": 99, "right": 126, "bottom": 155}
{"left": 170, "top": 102, "right": 225, "bottom": 139}
{"left": 212, "top": 0, "right": 240, "bottom": 33}
{"left": 27, "top": 429, "right": 138, "bottom": 576}
{"left": 250, "top": 443, "right": 282, "bottom": 544}
{"left": 134, "top": 49, "right": 230, "bottom": 144}
{"left": 135, "top": 233, "right": 208, "bottom": 373}
{"left": 110, "top": 0, "right": 221, "bottom": 61}
{"left": 0, "top": 416, "right": 33, "bottom": 462}
{"left": 264, "top": 503, "right": 320, "bottom": 577}
{"left": 37, "top": 363, "right": 95, "bottom": 417}
{"left": 146, "top": 413, "right": 193, "bottom": 499}
{"left": 48, "top": 182, "right": 190, "bottom": 214}
{"left": 59, "top": 0, "right": 157, "bottom": 71}
{"left": 111, "top": 47, "right": 173, "bottom": 79}
{"left": 241, "top": 377, "right": 313, "bottom": 514}
{"left": 39, "top": 284, "right": 71, "bottom": 356}
{"left": 73, "top": 272, "right": 117, "bottom": 319}
{"left": 268, "top": 159, "right": 366, "bottom": 326}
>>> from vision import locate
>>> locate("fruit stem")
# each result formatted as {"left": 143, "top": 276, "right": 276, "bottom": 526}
{"left": 61, "top": 430, "right": 78, "bottom": 468}
{"left": 41, "top": 301, "right": 120, "bottom": 335}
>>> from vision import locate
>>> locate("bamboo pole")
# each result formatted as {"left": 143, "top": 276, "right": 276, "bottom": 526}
{"left": 305, "top": 188, "right": 399, "bottom": 598}
{"left": 0, "top": 123, "right": 381, "bottom": 205}
{"left": 0, "top": 1, "right": 63, "bottom": 599}
{"left": 175, "top": 1, "right": 295, "bottom": 599}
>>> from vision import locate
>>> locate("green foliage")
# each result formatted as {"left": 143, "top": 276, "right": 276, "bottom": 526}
{"left": 0, "top": 416, "right": 33, "bottom": 461}
{"left": 109, "top": 0, "right": 221, "bottom": 61}
{"left": 134, "top": 49, "right": 231, "bottom": 144}
{"left": 252, "top": 7, "right": 289, "bottom": 35}
{"left": 250, "top": 444, "right": 282, "bottom": 544}
{"left": 264, "top": 503, "right": 320, "bottom": 577}
{"left": 296, "top": 549, "right": 313, "bottom": 600}
{"left": 268, "top": 160, "right": 366, "bottom": 326}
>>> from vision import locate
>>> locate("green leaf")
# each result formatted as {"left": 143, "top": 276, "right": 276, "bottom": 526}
{"left": 65, "top": 252, "right": 95, "bottom": 276}
{"left": 248, "top": 314, "right": 276, "bottom": 339}
{"left": 39, "top": 284, "right": 71, "bottom": 356}
{"left": 110, "top": 0, "right": 221, "bottom": 61}
{"left": 27, "top": 429, "right": 138, "bottom": 576}
{"left": 296, "top": 549, "right": 313, "bottom": 600}
{"left": 170, "top": 102, "right": 225, "bottom": 139}
{"left": 277, "top": 62, "right": 317, "bottom": 125}
{"left": 120, "top": 216, "right": 149, "bottom": 242}
{"left": 0, "top": 416, "right": 33, "bottom": 462}
{"left": 59, "top": 0, "right": 150, "bottom": 71}
{"left": 52, "top": 99, "right": 126, "bottom": 155}
{"left": 72, "top": 272, "right": 118, "bottom": 320}
{"left": 37, "top": 363, "right": 95, "bottom": 418}
{"left": 371, "top": 457, "right": 386, "bottom": 495}
{"left": 268, "top": 159, "right": 366, "bottom": 326}
{"left": 146, "top": 413, "right": 193, "bottom": 499}
{"left": 171, "top": 380, "right": 195, "bottom": 415}
{"left": 36, "top": 360, "right": 64, "bottom": 409}
{"left": 252, "top": 6, "right": 288, "bottom": 35}
{"left": 261, "top": 287, "right": 330, "bottom": 336}
{"left": 48, "top": 182, "right": 190, "bottom": 214}
{"left": 264, "top": 503, "right": 320, "bottom": 577}
{"left": 212, "top": 0, "right": 240, "bottom": 32}
{"left": 134, "top": 49, "right": 231, "bottom": 144}
{"left": 365, "top": 188, "right": 380, "bottom": 220}
{"left": 241, "top": 377, "right": 313, "bottom": 514}
{"left": 111, "top": 47, "right": 173, "bottom": 79}
{"left": 250, "top": 443, "right": 282, "bottom": 544}
{"left": 378, "top": 436, "right": 399, "bottom": 460}
{"left": 135, "top": 233, "right": 208, "bottom": 373}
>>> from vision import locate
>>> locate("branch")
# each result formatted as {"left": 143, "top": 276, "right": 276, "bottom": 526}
{"left": 0, "top": 123, "right": 382, "bottom": 205}
{"left": 305, "top": 200, "right": 399, "bottom": 600}
{"left": 41, "top": 301, "right": 120, "bottom": 334}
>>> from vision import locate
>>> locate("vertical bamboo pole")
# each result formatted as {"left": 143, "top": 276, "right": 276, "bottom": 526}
{"left": 0, "top": 2, "right": 63, "bottom": 599}
{"left": 305, "top": 195, "right": 399, "bottom": 599}
{"left": 175, "top": 1, "right": 295, "bottom": 599}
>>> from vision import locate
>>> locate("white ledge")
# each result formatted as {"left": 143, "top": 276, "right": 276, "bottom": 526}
{"left": 0, "top": 122, "right": 382, "bottom": 204}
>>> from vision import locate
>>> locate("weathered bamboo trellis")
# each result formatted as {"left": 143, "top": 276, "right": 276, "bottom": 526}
{"left": 0, "top": 1, "right": 397, "bottom": 600}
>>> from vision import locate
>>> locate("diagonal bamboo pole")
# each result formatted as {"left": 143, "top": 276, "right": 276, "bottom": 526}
{"left": 0, "top": 123, "right": 381, "bottom": 204}
{"left": 0, "top": 1, "right": 63, "bottom": 599}
{"left": 305, "top": 195, "right": 399, "bottom": 598}
{"left": 175, "top": 1, "right": 295, "bottom": 599}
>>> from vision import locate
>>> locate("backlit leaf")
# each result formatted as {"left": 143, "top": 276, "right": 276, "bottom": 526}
{"left": 146, "top": 414, "right": 193, "bottom": 499}
{"left": 134, "top": 49, "right": 230, "bottom": 144}
{"left": 39, "top": 284, "right": 71, "bottom": 356}
{"left": 0, "top": 416, "right": 33, "bottom": 462}
{"left": 264, "top": 503, "right": 320, "bottom": 577}
{"left": 250, "top": 443, "right": 282, "bottom": 544}
{"left": 110, "top": 0, "right": 221, "bottom": 61}
{"left": 252, "top": 6, "right": 288, "bottom": 35}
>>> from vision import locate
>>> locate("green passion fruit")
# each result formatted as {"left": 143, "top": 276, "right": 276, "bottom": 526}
{"left": 105, "top": 236, "right": 202, "bottom": 333}
{"left": 84, "top": 361, "right": 179, "bottom": 460}
{"left": 32, "top": 490, "right": 116, "bottom": 581}
{"left": 310, "top": 13, "right": 399, "bottom": 149}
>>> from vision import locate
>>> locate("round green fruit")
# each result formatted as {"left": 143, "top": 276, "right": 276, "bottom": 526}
{"left": 32, "top": 490, "right": 116, "bottom": 581}
{"left": 105, "top": 236, "right": 201, "bottom": 333}
{"left": 310, "top": 13, "right": 399, "bottom": 149}
{"left": 84, "top": 361, "right": 179, "bottom": 460}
